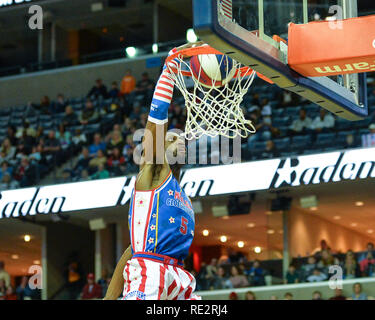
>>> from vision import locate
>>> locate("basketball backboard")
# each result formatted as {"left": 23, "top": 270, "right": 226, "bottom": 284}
{"left": 193, "top": 0, "right": 368, "bottom": 120}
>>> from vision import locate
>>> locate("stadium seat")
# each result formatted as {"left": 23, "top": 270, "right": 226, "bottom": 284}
{"left": 285, "top": 106, "right": 301, "bottom": 118}
{"left": 272, "top": 108, "right": 285, "bottom": 118}
{"left": 336, "top": 118, "right": 353, "bottom": 131}
{"left": 273, "top": 137, "right": 291, "bottom": 152}
{"left": 314, "top": 133, "right": 337, "bottom": 148}
{"left": 291, "top": 135, "right": 312, "bottom": 151}
{"left": 85, "top": 123, "right": 101, "bottom": 134}
{"left": 272, "top": 116, "right": 290, "bottom": 128}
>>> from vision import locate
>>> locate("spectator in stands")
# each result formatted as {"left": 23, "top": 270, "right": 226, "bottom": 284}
{"left": 196, "top": 262, "right": 209, "bottom": 291}
{"left": 80, "top": 169, "right": 89, "bottom": 181}
{"left": 65, "top": 257, "right": 83, "bottom": 300}
{"left": 80, "top": 99, "right": 99, "bottom": 125}
{"left": 106, "top": 130, "right": 125, "bottom": 155}
{"left": 229, "top": 265, "right": 249, "bottom": 288}
{"left": 306, "top": 268, "right": 327, "bottom": 282}
{"left": 108, "top": 81, "right": 120, "bottom": 99}
{"left": 344, "top": 250, "right": 359, "bottom": 279}
{"left": 71, "top": 128, "right": 87, "bottom": 149}
{"left": 43, "top": 130, "right": 62, "bottom": 164}
{"left": 89, "top": 149, "right": 107, "bottom": 170}
{"left": 0, "top": 173, "right": 20, "bottom": 190}
{"left": 0, "top": 278, "right": 6, "bottom": 298}
{"left": 228, "top": 291, "right": 238, "bottom": 300}
{"left": 87, "top": 78, "right": 108, "bottom": 100}
{"left": 0, "top": 261, "right": 10, "bottom": 289}
{"left": 361, "top": 123, "right": 375, "bottom": 148}
{"left": 205, "top": 258, "right": 218, "bottom": 289}
{"left": 329, "top": 288, "right": 347, "bottom": 300}
{"left": 134, "top": 72, "right": 154, "bottom": 104}
{"left": 288, "top": 108, "right": 313, "bottom": 135}
{"left": 56, "top": 124, "right": 71, "bottom": 151}
{"left": 317, "top": 249, "right": 335, "bottom": 272}
{"left": 13, "top": 157, "right": 36, "bottom": 187}
{"left": 0, "top": 138, "right": 16, "bottom": 163}
{"left": 120, "top": 69, "right": 136, "bottom": 97}
{"left": 89, "top": 133, "right": 106, "bottom": 157}
{"left": 270, "top": 295, "right": 278, "bottom": 300}
{"left": 261, "top": 140, "right": 279, "bottom": 159}
{"left": 284, "top": 264, "right": 299, "bottom": 284}
{"left": 52, "top": 93, "right": 67, "bottom": 114}
{"left": 38, "top": 95, "right": 51, "bottom": 114}
{"left": 245, "top": 291, "right": 256, "bottom": 300}
{"left": 29, "top": 145, "right": 42, "bottom": 165}
{"left": 284, "top": 292, "right": 293, "bottom": 300}
{"left": 349, "top": 282, "right": 368, "bottom": 300}
{"left": 311, "top": 109, "right": 335, "bottom": 133}
{"left": 2, "top": 286, "right": 17, "bottom": 300}
{"left": 107, "top": 147, "right": 125, "bottom": 176}
{"left": 62, "top": 105, "right": 79, "bottom": 128}
{"left": 74, "top": 147, "right": 91, "bottom": 174}
{"left": 358, "top": 242, "right": 375, "bottom": 277}
{"left": 312, "top": 291, "right": 323, "bottom": 300}
{"left": 0, "top": 161, "right": 13, "bottom": 181}
{"left": 90, "top": 163, "right": 110, "bottom": 180}
{"left": 248, "top": 260, "right": 265, "bottom": 286}
{"left": 16, "top": 276, "right": 35, "bottom": 300}
{"left": 81, "top": 273, "right": 102, "bottom": 300}
{"left": 6, "top": 126, "right": 18, "bottom": 146}
{"left": 212, "top": 266, "right": 232, "bottom": 290}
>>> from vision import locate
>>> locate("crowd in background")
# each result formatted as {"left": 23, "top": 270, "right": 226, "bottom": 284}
{"left": 193, "top": 240, "right": 375, "bottom": 300}
{"left": 1, "top": 241, "right": 375, "bottom": 300}
{"left": 0, "top": 69, "right": 374, "bottom": 191}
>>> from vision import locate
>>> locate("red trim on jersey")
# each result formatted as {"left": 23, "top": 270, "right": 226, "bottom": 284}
{"left": 154, "top": 92, "right": 173, "bottom": 101}
{"left": 142, "top": 190, "right": 155, "bottom": 252}
{"left": 137, "top": 259, "right": 147, "bottom": 299}
{"left": 158, "top": 264, "right": 165, "bottom": 299}
{"left": 167, "top": 279, "right": 177, "bottom": 298}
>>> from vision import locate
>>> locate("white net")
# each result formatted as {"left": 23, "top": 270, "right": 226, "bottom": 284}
{"left": 166, "top": 45, "right": 257, "bottom": 140}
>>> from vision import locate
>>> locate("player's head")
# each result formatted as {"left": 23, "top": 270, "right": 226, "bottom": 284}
{"left": 165, "top": 132, "right": 186, "bottom": 167}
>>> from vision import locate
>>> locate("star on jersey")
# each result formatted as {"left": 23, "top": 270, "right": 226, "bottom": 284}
{"left": 167, "top": 189, "right": 174, "bottom": 196}
{"left": 148, "top": 237, "right": 154, "bottom": 244}
{"left": 169, "top": 217, "right": 175, "bottom": 224}
{"left": 152, "top": 214, "right": 156, "bottom": 219}
{"left": 137, "top": 196, "right": 146, "bottom": 207}
{"left": 150, "top": 225, "right": 156, "bottom": 231}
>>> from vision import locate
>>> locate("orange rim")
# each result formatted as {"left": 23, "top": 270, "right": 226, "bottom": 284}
{"left": 165, "top": 44, "right": 254, "bottom": 79}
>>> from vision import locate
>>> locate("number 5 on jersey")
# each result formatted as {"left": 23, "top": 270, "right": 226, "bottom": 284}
{"left": 180, "top": 217, "right": 188, "bottom": 235}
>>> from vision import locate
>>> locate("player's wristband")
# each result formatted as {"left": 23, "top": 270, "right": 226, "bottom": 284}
{"left": 148, "top": 69, "right": 175, "bottom": 125}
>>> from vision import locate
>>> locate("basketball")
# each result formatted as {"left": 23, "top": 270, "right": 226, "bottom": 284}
{"left": 190, "top": 54, "right": 236, "bottom": 88}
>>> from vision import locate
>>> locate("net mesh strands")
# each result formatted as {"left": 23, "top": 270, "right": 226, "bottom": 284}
{"left": 165, "top": 43, "right": 257, "bottom": 140}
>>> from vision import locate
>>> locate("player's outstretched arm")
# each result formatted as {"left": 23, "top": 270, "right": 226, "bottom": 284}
{"left": 137, "top": 50, "right": 177, "bottom": 189}
{"left": 103, "top": 245, "right": 132, "bottom": 300}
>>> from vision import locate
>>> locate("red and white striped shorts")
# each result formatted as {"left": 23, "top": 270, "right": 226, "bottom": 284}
{"left": 122, "top": 252, "right": 201, "bottom": 300}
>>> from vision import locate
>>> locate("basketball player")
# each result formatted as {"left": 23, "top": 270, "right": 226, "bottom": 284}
{"left": 104, "top": 50, "right": 200, "bottom": 300}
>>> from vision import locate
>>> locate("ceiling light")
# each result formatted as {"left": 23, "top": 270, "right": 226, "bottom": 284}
{"left": 33, "top": 260, "right": 41, "bottom": 265}
{"left": 333, "top": 216, "right": 341, "bottom": 220}
{"left": 367, "top": 229, "right": 374, "bottom": 234}
{"left": 238, "top": 241, "right": 245, "bottom": 248}
{"left": 24, "top": 235, "right": 31, "bottom": 242}
{"left": 152, "top": 43, "right": 158, "bottom": 54}
{"left": 254, "top": 246, "right": 261, "bottom": 254}
{"left": 355, "top": 201, "right": 364, "bottom": 207}
{"left": 220, "top": 235, "right": 227, "bottom": 243}
{"left": 11, "top": 254, "right": 19, "bottom": 260}
{"left": 125, "top": 47, "right": 137, "bottom": 58}
{"left": 267, "top": 229, "right": 275, "bottom": 234}
{"left": 265, "top": 211, "right": 272, "bottom": 215}
{"left": 350, "top": 223, "right": 358, "bottom": 227}
{"left": 310, "top": 207, "right": 318, "bottom": 211}
{"left": 247, "top": 223, "right": 255, "bottom": 228}
{"left": 202, "top": 229, "right": 209, "bottom": 237}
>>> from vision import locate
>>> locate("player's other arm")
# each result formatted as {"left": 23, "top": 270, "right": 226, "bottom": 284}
{"left": 103, "top": 245, "right": 132, "bottom": 300}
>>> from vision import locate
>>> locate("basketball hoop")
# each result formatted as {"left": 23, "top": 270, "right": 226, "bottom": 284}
{"left": 165, "top": 42, "right": 257, "bottom": 140}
